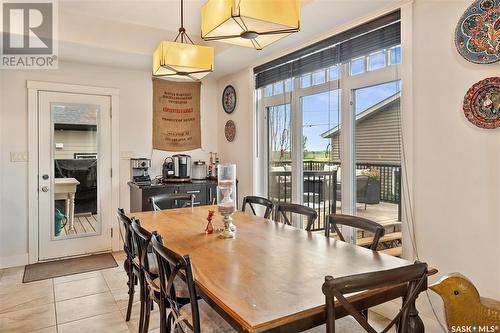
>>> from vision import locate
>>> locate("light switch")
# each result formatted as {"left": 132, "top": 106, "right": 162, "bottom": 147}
{"left": 10, "top": 152, "right": 28, "bottom": 162}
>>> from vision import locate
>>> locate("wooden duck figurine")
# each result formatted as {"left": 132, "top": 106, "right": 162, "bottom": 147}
{"left": 430, "top": 273, "right": 500, "bottom": 331}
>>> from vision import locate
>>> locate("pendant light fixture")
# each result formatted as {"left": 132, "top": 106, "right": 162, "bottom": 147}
{"left": 153, "top": 0, "right": 214, "bottom": 80}
{"left": 201, "top": 0, "right": 300, "bottom": 50}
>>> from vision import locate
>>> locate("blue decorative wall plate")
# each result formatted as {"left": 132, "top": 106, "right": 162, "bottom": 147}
{"left": 455, "top": 0, "right": 500, "bottom": 64}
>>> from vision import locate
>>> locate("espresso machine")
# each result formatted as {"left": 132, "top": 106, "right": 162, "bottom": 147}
{"left": 130, "top": 158, "right": 151, "bottom": 185}
{"left": 162, "top": 154, "right": 191, "bottom": 181}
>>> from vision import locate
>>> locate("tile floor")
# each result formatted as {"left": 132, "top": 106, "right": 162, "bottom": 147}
{"left": 0, "top": 252, "right": 395, "bottom": 333}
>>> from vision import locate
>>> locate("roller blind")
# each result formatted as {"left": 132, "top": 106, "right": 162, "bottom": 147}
{"left": 254, "top": 10, "right": 400, "bottom": 88}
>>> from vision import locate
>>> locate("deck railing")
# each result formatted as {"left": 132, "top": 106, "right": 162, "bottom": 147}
{"left": 269, "top": 161, "right": 401, "bottom": 231}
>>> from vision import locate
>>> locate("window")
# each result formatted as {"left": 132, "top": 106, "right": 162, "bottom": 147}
{"left": 328, "top": 65, "right": 340, "bottom": 81}
{"left": 389, "top": 46, "right": 401, "bottom": 65}
{"left": 264, "top": 84, "right": 273, "bottom": 97}
{"left": 301, "top": 74, "right": 311, "bottom": 88}
{"left": 284, "top": 78, "right": 293, "bottom": 92}
{"left": 350, "top": 57, "right": 365, "bottom": 76}
{"left": 273, "top": 81, "right": 284, "bottom": 95}
{"left": 312, "top": 70, "right": 326, "bottom": 85}
{"left": 368, "top": 51, "right": 386, "bottom": 71}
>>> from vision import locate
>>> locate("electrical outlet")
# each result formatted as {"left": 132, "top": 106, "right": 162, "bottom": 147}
{"left": 10, "top": 152, "right": 28, "bottom": 162}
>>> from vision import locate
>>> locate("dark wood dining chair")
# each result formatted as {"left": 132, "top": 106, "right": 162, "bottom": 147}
{"left": 116, "top": 208, "right": 140, "bottom": 322}
{"left": 322, "top": 261, "right": 428, "bottom": 333}
{"left": 241, "top": 196, "right": 274, "bottom": 219}
{"left": 150, "top": 232, "right": 235, "bottom": 333}
{"left": 325, "top": 214, "right": 385, "bottom": 250}
{"left": 130, "top": 219, "right": 161, "bottom": 333}
{"left": 274, "top": 202, "right": 318, "bottom": 231}
{"left": 148, "top": 193, "right": 195, "bottom": 211}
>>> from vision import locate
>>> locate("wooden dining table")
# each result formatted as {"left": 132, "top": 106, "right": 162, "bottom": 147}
{"left": 131, "top": 206, "right": 429, "bottom": 333}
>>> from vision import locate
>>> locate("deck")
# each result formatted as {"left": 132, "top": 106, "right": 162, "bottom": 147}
{"left": 57, "top": 213, "right": 99, "bottom": 237}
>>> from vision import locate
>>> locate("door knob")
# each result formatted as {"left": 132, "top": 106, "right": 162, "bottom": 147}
{"left": 41, "top": 186, "right": 49, "bottom": 192}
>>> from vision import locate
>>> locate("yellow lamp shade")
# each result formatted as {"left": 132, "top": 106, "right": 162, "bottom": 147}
{"left": 201, "top": 0, "right": 300, "bottom": 50}
{"left": 153, "top": 41, "right": 214, "bottom": 80}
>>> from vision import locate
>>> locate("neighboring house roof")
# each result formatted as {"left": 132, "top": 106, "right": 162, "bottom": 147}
{"left": 320, "top": 92, "right": 401, "bottom": 138}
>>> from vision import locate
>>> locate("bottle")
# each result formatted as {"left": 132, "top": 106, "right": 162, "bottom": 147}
{"left": 208, "top": 152, "right": 213, "bottom": 177}
{"left": 214, "top": 153, "right": 220, "bottom": 178}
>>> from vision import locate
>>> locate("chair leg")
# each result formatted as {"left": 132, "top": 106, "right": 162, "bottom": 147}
{"left": 159, "top": 299, "right": 166, "bottom": 333}
{"left": 166, "top": 312, "right": 173, "bottom": 333}
{"left": 143, "top": 297, "right": 152, "bottom": 333}
{"left": 125, "top": 262, "right": 135, "bottom": 321}
{"left": 362, "top": 309, "right": 368, "bottom": 320}
{"left": 138, "top": 274, "right": 146, "bottom": 333}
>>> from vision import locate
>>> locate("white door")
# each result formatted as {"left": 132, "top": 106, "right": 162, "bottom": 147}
{"left": 38, "top": 91, "right": 112, "bottom": 260}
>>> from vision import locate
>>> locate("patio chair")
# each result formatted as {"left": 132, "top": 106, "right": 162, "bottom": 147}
{"left": 325, "top": 214, "right": 385, "bottom": 250}
{"left": 274, "top": 202, "right": 318, "bottom": 231}
{"left": 322, "top": 261, "right": 428, "bottom": 333}
{"left": 242, "top": 196, "right": 274, "bottom": 219}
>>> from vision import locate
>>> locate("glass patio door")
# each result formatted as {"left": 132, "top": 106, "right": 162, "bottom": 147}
{"left": 38, "top": 91, "right": 112, "bottom": 260}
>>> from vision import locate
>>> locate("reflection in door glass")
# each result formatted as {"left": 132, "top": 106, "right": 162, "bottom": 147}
{"left": 52, "top": 103, "right": 100, "bottom": 239}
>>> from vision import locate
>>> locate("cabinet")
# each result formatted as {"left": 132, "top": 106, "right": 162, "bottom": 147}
{"left": 128, "top": 180, "right": 237, "bottom": 212}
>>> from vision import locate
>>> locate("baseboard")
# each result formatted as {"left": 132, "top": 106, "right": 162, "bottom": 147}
{"left": 0, "top": 253, "right": 29, "bottom": 269}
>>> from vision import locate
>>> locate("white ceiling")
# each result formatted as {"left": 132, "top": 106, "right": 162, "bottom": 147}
{"left": 58, "top": 0, "right": 402, "bottom": 79}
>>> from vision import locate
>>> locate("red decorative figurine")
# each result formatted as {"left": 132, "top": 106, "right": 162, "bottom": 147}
{"left": 205, "top": 209, "right": 215, "bottom": 234}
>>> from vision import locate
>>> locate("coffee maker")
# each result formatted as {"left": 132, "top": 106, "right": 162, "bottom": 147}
{"left": 162, "top": 154, "right": 191, "bottom": 180}
{"left": 130, "top": 158, "right": 151, "bottom": 185}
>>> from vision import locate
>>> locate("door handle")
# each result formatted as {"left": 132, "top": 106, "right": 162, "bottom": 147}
{"left": 41, "top": 186, "right": 49, "bottom": 192}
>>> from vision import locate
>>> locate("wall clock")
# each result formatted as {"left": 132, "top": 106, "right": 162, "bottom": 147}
{"left": 222, "top": 85, "right": 237, "bottom": 114}
{"left": 455, "top": 0, "right": 500, "bottom": 64}
{"left": 225, "top": 120, "right": 236, "bottom": 142}
{"left": 463, "top": 77, "right": 500, "bottom": 129}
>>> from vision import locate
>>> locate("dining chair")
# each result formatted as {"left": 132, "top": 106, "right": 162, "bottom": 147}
{"left": 325, "top": 214, "right": 385, "bottom": 250}
{"left": 274, "top": 202, "right": 318, "bottom": 231}
{"left": 116, "top": 208, "right": 140, "bottom": 322}
{"left": 149, "top": 193, "right": 195, "bottom": 211}
{"left": 322, "top": 261, "right": 428, "bottom": 333}
{"left": 151, "top": 232, "right": 235, "bottom": 333}
{"left": 241, "top": 196, "right": 274, "bottom": 219}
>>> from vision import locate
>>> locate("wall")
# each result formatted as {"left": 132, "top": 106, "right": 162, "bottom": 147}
{"left": 0, "top": 61, "right": 218, "bottom": 267}
{"left": 412, "top": 0, "right": 500, "bottom": 300}
{"left": 217, "top": 67, "right": 255, "bottom": 201}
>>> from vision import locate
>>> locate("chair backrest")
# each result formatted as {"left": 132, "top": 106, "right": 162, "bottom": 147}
{"left": 148, "top": 193, "right": 195, "bottom": 211}
{"left": 242, "top": 196, "right": 274, "bottom": 219}
{"left": 130, "top": 219, "right": 156, "bottom": 282}
{"left": 322, "top": 262, "right": 428, "bottom": 333}
{"left": 151, "top": 232, "right": 201, "bottom": 333}
{"left": 326, "top": 214, "right": 385, "bottom": 250}
{"left": 116, "top": 208, "right": 134, "bottom": 258}
{"left": 274, "top": 203, "right": 318, "bottom": 231}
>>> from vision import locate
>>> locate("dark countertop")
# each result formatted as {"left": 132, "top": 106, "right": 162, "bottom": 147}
{"left": 128, "top": 179, "right": 218, "bottom": 189}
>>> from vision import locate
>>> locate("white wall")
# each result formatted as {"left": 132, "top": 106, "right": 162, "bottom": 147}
{"left": 54, "top": 130, "right": 97, "bottom": 159}
{"left": 217, "top": 67, "right": 256, "bottom": 202}
{"left": 0, "top": 61, "right": 218, "bottom": 267}
{"left": 412, "top": 0, "right": 500, "bottom": 300}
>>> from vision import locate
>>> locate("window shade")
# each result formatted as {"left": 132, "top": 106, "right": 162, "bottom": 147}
{"left": 254, "top": 10, "right": 401, "bottom": 88}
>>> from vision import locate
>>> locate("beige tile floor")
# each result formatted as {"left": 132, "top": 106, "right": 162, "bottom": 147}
{"left": 0, "top": 251, "right": 398, "bottom": 333}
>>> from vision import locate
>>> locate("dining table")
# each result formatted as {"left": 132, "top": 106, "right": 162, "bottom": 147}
{"left": 131, "top": 206, "right": 431, "bottom": 333}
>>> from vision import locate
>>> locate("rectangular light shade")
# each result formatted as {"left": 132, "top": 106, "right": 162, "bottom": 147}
{"left": 201, "top": 0, "right": 300, "bottom": 49}
{"left": 153, "top": 41, "right": 214, "bottom": 79}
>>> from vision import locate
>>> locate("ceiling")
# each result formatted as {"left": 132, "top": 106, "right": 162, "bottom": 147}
{"left": 58, "top": 0, "right": 402, "bottom": 79}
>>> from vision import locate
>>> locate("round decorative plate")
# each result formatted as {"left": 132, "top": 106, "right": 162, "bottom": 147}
{"left": 224, "top": 120, "right": 236, "bottom": 142}
{"left": 454, "top": 0, "right": 500, "bottom": 64}
{"left": 463, "top": 77, "right": 500, "bottom": 129}
{"left": 222, "top": 85, "right": 237, "bottom": 114}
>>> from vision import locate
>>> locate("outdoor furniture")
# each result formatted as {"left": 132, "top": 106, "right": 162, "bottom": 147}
{"left": 148, "top": 193, "right": 195, "bottom": 211}
{"left": 336, "top": 175, "right": 380, "bottom": 209}
{"left": 325, "top": 214, "right": 385, "bottom": 250}
{"left": 322, "top": 262, "right": 428, "bottom": 333}
{"left": 130, "top": 206, "right": 431, "bottom": 333}
{"left": 241, "top": 196, "right": 274, "bottom": 219}
{"left": 54, "top": 178, "right": 80, "bottom": 230}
